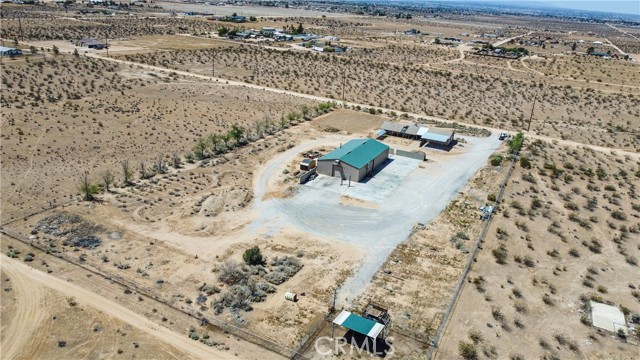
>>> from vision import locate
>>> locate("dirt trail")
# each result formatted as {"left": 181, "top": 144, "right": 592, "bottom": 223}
{"left": 7, "top": 38, "right": 639, "bottom": 159}
{"left": 0, "top": 254, "right": 238, "bottom": 360}
{"left": 1, "top": 258, "right": 48, "bottom": 360}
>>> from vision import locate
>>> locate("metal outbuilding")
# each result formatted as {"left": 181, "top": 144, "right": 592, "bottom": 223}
{"left": 333, "top": 310, "right": 385, "bottom": 338}
{"left": 590, "top": 301, "right": 627, "bottom": 333}
{"left": 317, "top": 138, "right": 389, "bottom": 182}
{"left": 421, "top": 128, "right": 455, "bottom": 146}
{"left": 0, "top": 46, "right": 23, "bottom": 57}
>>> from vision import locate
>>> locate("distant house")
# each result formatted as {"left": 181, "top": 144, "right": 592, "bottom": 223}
{"left": 317, "top": 138, "right": 389, "bottom": 182}
{"left": 590, "top": 51, "right": 610, "bottom": 57}
{"left": 0, "top": 46, "right": 22, "bottom": 57}
{"left": 404, "top": 29, "right": 419, "bottom": 35}
{"left": 592, "top": 41, "right": 603, "bottom": 45}
{"left": 483, "top": 33, "right": 498, "bottom": 38}
{"left": 74, "top": 38, "right": 106, "bottom": 49}
{"left": 381, "top": 121, "right": 455, "bottom": 146}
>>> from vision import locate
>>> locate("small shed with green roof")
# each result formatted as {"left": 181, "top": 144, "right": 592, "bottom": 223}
{"left": 332, "top": 310, "right": 386, "bottom": 338}
{"left": 317, "top": 138, "right": 389, "bottom": 182}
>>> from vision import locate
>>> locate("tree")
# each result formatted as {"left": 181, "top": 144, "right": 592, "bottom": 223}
{"left": 571, "top": 42, "right": 577, "bottom": 51}
{"left": 193, "top": 137, "right": 207, "bottom": 159}
{"left": 73, "top": 48, "right": 79, "bottom": 58}
{"left": 230, "top": 123, "right": 245, "bottom": 146}
{"left": 220, "top": 133, "right": 231, "bottom": 150}
{"left": 139, "top": 161, "right": 149, "bottom": 179}
{"left": 101, "top": 170, "right": 114, "bottom": 192}
{"left": 29, "top": 46, "right": 37, "bottom": 54}
{"left": 435, "top": 37, "right": 441, "bottom": 45}
{"left": 120, "top": 160, "right": 133, "bottom": 186}
{"left": 301, "top": 105, "right": 310, "bottom": 119}
{"left": 586, "top": 46, "right": 595, "bottom": 54}
{"left": 52, "top": 45, "right": 60, "bottom": 55}
{"left": 249, "top": 16, "right": 257, "bottom": 22}
{"left": 171, "top": 153, "right": 181, "bottom": 168}
{"left": 296, "top": 23, "right": 304, "bottom": 34}
{"left": 79, "top": 172, "right": 100, "bottom": 201}
{"left": 208, "top": 133, "right": 221, "bottom": 154}
{"left": 243, "top": 246, "right": 264, "bottom": 265}
{"left": 217, "top": 27, "right": 229, "bottom": 37}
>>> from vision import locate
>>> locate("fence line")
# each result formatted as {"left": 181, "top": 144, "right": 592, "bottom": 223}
{"left": 426, "top": 152, "right": 518, "bottom": 360}
{"left": 1, "top": 198, "right": 76, "bottom": 226}
{"left": 0, "top": 227, "right": 297, "bottom": 359}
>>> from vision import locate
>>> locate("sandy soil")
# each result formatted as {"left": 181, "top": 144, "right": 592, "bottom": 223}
{"left": 436, "top": 141, "right": 640, "bottom": 359}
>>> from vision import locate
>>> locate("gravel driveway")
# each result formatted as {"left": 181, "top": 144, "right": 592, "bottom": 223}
{"left": 251, "top": 134, "right": 502, "bottom": 305}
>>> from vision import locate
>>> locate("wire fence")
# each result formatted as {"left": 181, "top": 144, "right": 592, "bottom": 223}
{"left": 426, "top": 151, "right": 518, "bottom": 360}
{"left": 0, "top": 226, "right": 305, "bottom": 359}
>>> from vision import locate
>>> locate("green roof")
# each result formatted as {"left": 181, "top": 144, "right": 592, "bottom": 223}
{"left": 332, "top": 310, "right": 385, "bottom": 338}
{"left": 319, "top": 139, "right": 389, "bottom": 169}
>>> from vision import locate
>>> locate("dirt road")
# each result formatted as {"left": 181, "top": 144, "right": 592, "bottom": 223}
{"left": 0, "top": 254, "right": 238, "bottom": 360}
{"left": 6, "top": 38, "right": 639, "bottom": 158}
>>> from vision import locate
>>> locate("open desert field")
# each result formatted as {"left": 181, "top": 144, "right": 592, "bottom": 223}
{"left": 1, "top": 1, "right": 639, "bottom": 359}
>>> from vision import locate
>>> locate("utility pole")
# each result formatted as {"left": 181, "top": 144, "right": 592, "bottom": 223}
{"left": 18, "top": 13, "right": 23, "bottom": 42}
{"left": 211, "top": 48, "right": 216, "bottom": 77}
{"left": 527, "top": 88, "right": 538, "bottom": 132}
{"left": 341, "top": 65, "right": 347, "bottom": 103}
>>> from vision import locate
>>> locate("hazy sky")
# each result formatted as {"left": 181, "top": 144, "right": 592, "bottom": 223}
{"left": 544, "top": 1, "right": 640, "bottom": 15}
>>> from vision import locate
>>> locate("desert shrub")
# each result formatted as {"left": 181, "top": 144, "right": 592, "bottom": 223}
{"left": 492, "top": 244, "right": 508, "bottom": 264}
{"left": 487, "top": 193, "right": 496, "bottom": 202}
{"left": 459, "top": 341, "right": 478, "bottom": 360}
{"left": 490, "top": 155, "right": 503, "bottom": 166}
{"left": 523, "top": 256, "right": 535, "bottom": 268}
{"left": 471, "top": 276, "right": 486, "bottom": 292}
{"left": 468, "top": 330, "right": 483, "bottom": 344}
{"left": 522, "top": 172, "right": 536, "bottom": 183}
{"left": 491, "top": 306, "right": 505, "bottom": 322}
{"left": 218, "top": 261, "right": 249, "bottom": 286}
{"left": 611, "top": 210, "right": 627, "bottom": 221}
{"left": 264, "top": 256, "right": 303, "bottom": 285}
{"left": 626, "top": 256, "right": 638, "bottom": 266}
{"left": 569, "top": 248, "right": 580, "bottom": 257}
{"left": 583, "top": 239, "right": 602, "bottom": 253}
{"left": 542, "top": 293, "right": 555, "bottom": 306}
{"left": 510, "top": 354, "right": 524, "bottom": 360}
{"left": 242, "top": 246, "right": 264, "bottom": 266}
{"left": 514, "top": 300, "right": 528, "bottom": 313}
{"left": 597, "top": 285, "right": 608, "bottom": 294}
{"left": 520, "top": 156, "right": 531, "bottom": 169}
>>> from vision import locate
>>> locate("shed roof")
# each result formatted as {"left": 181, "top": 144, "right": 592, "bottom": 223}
{"left": 381, "top": 121, "right": 420, "bottom": 136}
{"left": 590, "top": 301, "right": 626, "bottom": 332}
{"left": 421, "top": 128, "right": 454, "bottom": 143}
{"left": 319, "top": 138, "right": 388, "bottom": 169}
{"left": 333, "top": 310, "right": 385, "bottom": 338}
{"left": 0, "top": 46, "right": 18, "bottom": 52}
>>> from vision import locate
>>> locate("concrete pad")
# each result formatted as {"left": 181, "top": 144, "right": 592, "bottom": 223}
{"left": 305, "top": 156, "right": 422, "bottom": 203}
{"left": 591, "top": 301, "right": 627, "bottom": 333}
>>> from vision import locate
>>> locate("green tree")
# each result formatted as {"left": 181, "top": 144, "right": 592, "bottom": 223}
{"left": 217, "top": 27, "right": 229, "bottom": 37}
{"left": 73, "top": 48, "right": 79, "bottom": 58}
{"left": 193, "top": 137, "right": 207, "bottom": 159}
{"left": 301, "top": 105, "right": 309, "bottom": 119}
{"left": 571, "top": 42, "right": 577, "bottom": 51}
{"left": 120, "top": 159, "right": 133, "bottom": 186}
{"left": 230, "top": 123, "right": 245, "bottom": 146}
{"left": 220, "top": 133, "right": 231, "bottom": 149}
{"left": 296, "top": 23, "right": 304, "bottom": 34}
{"left": 243, "top": 246, "right": 264, "bottom": 265}
{"left": 101, "top": 170, "right": 114, "bottom": 192}
{"left": 52, "top": 45, "right": 60, "bottom": 55}
{"left": 29, "top": 46, "right": 37, "bottom": 54}
{"left": 208, "top": 133, "right": 221, "bottom": 154}
{"left": 79, "top": 172, "right": 100, "bottom": 201}
{"left": 249, "top": 16, "right": 257, "bottom": 22}
{"left": 435, "top": 37, "right": 441, "bottom": 44}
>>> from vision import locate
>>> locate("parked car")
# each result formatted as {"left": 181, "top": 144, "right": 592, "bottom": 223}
{"left": 499, "top": 132, "right": 509, "bottom": 140}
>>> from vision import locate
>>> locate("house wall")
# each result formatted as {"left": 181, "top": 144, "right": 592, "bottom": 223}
{"left": 317, "top": 160, "right": 334, "bottom": 177}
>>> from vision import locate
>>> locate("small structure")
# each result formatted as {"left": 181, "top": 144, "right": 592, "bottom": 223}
{"left": 74, "top": 38, "right": 106, "bottom": 49}
{"left": 381, "top": 121, "right": 421, "bottom": 140}
{"left": 421, "top": 128, "right": 455, "bottom": 146}
{"left": 364, "top": 303, "right": 391, "bottom": 329}
{"left": 299, "top": 158, "right": 317, "bottom": 171}
{"left": 404, "top": 29, "right": 419, "bottom": 35}
{"left": 333, "top": 310, "right": 386, "bottom": 339}
{"left": 285, "top": 292, "right": 297, "bottom": 302}
{"left": 590, "top": 301, "right": 627, "bottom": 333}
{"left": 0, "top": 46, "right": 22, "bottom": 57}
{"left": 317, "top": 138, "right": 389, "bottom": 182}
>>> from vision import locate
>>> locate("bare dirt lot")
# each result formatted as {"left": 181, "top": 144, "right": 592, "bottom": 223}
{"left": 437, "top": 141, "right": 640, "bottom": 359}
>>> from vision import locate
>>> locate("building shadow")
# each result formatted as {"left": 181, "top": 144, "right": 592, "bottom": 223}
{"left": 360, "top": 158, "right": 395, "bottom": 184}
{"left": 341, "top": 330, "right": 391, "bottom": 357}
{"left": 420, "top": 139, "right": 457, "bottom": 152}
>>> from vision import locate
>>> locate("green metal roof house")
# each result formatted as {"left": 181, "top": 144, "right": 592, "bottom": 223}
{"left": 317, "top": 138, "right": 389, "bottom": 182}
